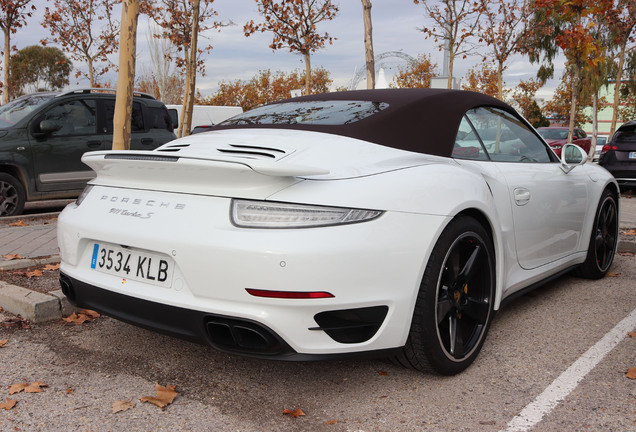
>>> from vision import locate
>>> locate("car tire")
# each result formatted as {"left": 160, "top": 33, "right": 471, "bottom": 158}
{"left": 392, "top": 215, "right": 495, "bottom": 375}
{"left": 572, "top": 189, "right": 618, "bottom": 279}
{"left": 0, "top": 173, "right": 26, "bottom": 217}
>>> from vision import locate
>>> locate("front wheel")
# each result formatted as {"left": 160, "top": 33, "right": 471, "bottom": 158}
{"left": 0, "top": 173, "right": 26, "bottom": 216}
{"left": 572, "top": 189, "right": 618, "bottom": 279}
{"left": 392, "top": 216, "right": 495, "bottom": 375}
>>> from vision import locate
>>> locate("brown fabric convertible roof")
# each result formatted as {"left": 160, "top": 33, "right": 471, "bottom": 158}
{"left": 211, "top": 88, "right": 517, "bottom": 158}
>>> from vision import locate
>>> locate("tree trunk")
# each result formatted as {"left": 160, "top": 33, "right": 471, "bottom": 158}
{"left": 361, "top": 0, "right": 375, "bottom": 89}
{"left": 88, "top": 57, "right": 95, "bottom": 88}
{"left": 610, "top": 42, "right": 626, "bottom": 138}
{"left": 180, "top": 0, "right": 200, "bottom": 138}
{"left": 447, "top": 52, "right": 454, "bottom": 89}
{"left": 590, "top": 92, "right": 598, "bottom": 160}
{"left": 304, "top": 51, "right": 311, "bottom": 95}
{"left": 3, "top": 28, "right": 10, "bottom": 104}
{"left": 112, "top": 0, "right": 139, "bottom": 150}
{"left": 567, "top": 66, "right": 580, "bottom": 144}
{"left": 497, "top": 61, "right": 504, "bottom": 100}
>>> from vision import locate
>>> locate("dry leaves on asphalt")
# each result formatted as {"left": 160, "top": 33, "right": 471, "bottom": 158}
{"left": 0, "top": 339, "right": 7, "bottom": 348}
{"left": 112, "top": 400, "right": 136, "bottom": 413}
{"left": 62, "top": 309, "right": 100, "bottom": 325}
{"left": 606, "top": 272, "right": 621, "bottom": 277}
{"left": 0, "top": 397, "right": 17, "bottom": 410}
{"left": 9, "top": 220, "right": 28, "bottom": 227}
{"left": 140, "top": 384, "right": 178, "bottom": 409}
{"left": 2, "top": 317, "right": 31, "bottom": 329}
{"left": 282, "top": 408, "right": 305, "bottom": 418}
{"left": 622, "top": 229, "right": 636, "bottom": 236}
{"left": 9, "top": 381, "right": 48, "bottom": 394}
{"left": 626, "top": 367, "right": 636, "bottom": 379}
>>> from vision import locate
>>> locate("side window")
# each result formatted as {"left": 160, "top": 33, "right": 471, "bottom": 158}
{"left": 102, "top": 100, "right": 145, "bottom": 133}
{"left": 466, "top": 107, "right": 552, "bottom": 163}
{"left": 38, "top": 99, "right": 97, "bottom": 137}
{"left": 147, "top": 106, "right": 173, "bottom": 131}
{"left": 453, "top": 116, "right": 489, "bottom": 160}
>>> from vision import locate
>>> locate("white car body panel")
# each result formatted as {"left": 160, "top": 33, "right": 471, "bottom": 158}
{"left": 56, "top": 90, "right": 620, "bottom": 367}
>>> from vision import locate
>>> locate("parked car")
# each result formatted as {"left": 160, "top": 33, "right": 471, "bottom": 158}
{"left": 537, "top": 126, "right": 592, "bottom": 157}
{"left": 0, "top": 89, "right": 176, "bottom": 216}
{"left": 593, "top": 135, "right": 609, "bottom": 161}
{"left": 599, "top": 120, "right": 636, "bottom": 190}
{"left": 57, "top": 89, "right": 619, "bottom": 375}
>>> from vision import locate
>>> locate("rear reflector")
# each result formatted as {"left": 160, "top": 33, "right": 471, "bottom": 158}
{"left": 245, "top": 288, "right": 334, "bottom": 299}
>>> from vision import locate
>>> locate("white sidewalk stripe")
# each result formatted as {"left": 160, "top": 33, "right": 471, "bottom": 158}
{"left": 503, "top": 307, "right": 636, "bottom": 432}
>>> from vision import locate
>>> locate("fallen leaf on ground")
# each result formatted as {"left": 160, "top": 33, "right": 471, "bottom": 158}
{"left": 43, "top": 263, "right": 60, "bottom": 271}
{"left": 0, "top": 397, "right": 17, "bottom": 410}
{"left": 0, "top": 339, "right": 7, "bottom": 347}
{"left": 282, "top": 408, "right": 305, "bottom": 418}
{"left": 622, "top": 229, "right": 636, "bottom": 236}
{"left": 66, "top": 388, "right": 74, "bottom": 394}
{"left": 140, "top": 384, "right": 178, "bottom": 409}
{"left": 112, "top": 400, "right": 135, "bottom": 413}
{"left": 2, "top": 317, "right": 31, "bottom": 329}
{"left": 25, "top": 269, "right": 43, "bottom": 278}
{"left": 1, "top": 254, "right": 22, "bottom": 260}
{"left": 627, "top": 367, "right": 636, "bottom": 379}
{"left": 606, "top": 272, "right": 621, "bottom": 277}
{"left": 9, "top": 381, "right": 47, "bottom": 394}
{"left": 9, "top": 220, "right": 28, "bottom": 227}
{"left": 62, "top": 310, "right": 100, "bottom": 325}
{"left": 378, "top": 370, "right": 388, "bottom": 376}
{"left": 325, "top": 419, "right": 338, "bottom": 424}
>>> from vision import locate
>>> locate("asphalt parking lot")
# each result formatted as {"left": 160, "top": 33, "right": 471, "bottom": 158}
{"left": 0, "top": 196, "right": 635, "bottom": 431}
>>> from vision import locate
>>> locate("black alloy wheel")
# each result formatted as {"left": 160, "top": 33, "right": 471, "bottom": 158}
{"left": 392, "top": 215, "right": 495, "bottom": 375}
{"left": 574, "top": 189, "right": 618, "bottom": 279}
{"left": 0, "top": 173, "right": 25, "bottom": 217}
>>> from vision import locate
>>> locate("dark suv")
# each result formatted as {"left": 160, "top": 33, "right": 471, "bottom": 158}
{"left": 0, "top": 89, "right": 176, "bottom": 216}
{"left": 599, "top": 120, "right": 636, "bottom": 191}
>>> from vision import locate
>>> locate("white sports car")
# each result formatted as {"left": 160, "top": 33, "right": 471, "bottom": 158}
{"left": 57, "top": 89, "right": 619, "bottom": 375}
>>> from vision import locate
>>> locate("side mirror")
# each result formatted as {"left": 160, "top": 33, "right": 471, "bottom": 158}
{"left": 39, "top": 120, "right": 61, "bottom": 134}
{"left": 560, "top": 143, "right": 587, "bottom": 173}
{"left": 168, "top": 108, "right": 178, "bottom": 130}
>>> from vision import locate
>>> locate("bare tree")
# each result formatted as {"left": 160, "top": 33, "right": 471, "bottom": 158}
{"left": 0, "top": 0, "right": 35, "bottom": 103}
{"left": 413, "top": 0, "right": 482, "bottom": 89}
{"left": 147, "top": 24, "right": 176, "bottom": 103}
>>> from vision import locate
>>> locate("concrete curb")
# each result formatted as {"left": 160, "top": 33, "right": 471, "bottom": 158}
{"left": 0, "top": 283, "right": 79, "bottom": 323}
{"left": 0, "top": 255, "right": 60, "bottom": 271}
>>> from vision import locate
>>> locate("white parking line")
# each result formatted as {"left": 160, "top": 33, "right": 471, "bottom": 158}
{"left": 502, "top": 307, "right": 636, "bottom": 432}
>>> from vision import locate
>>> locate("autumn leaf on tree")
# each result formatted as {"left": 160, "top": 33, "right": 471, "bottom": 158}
{"left": 282, "top": 407, "right": 305, "bottom": 418}
{"left": 62, "top": 309, "right": 100, "bottom": 325}
{"left": 140, "top": 383, "right": 178, "bottom": 409}
{"left": 112, "top": 400, "right": 135, "bottom": 413}
{"left": 0, "top": 397, "right": 17, "bottom": 410}
{"left": 9, "top": 220, "right": 28, "bottom": 227}
{"left": 9, "top": 381, "right": 47, "bottom": 394}
{"left": 0, "top": 339, "right": 8, "bottom": 347}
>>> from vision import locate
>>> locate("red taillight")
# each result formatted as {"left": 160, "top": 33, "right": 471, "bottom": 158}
{"left": 245, "top": 288, "right": 335, "bottom": 299}
{"left": 601, "top": 144, "right": 618, "bottom": 154}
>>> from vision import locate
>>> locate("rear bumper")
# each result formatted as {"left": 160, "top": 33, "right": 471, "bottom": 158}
{"left": 59, "top": 272, "right": 400, "bottom": 361}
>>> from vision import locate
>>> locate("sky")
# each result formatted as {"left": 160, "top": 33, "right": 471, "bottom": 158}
{"left": 17, "top": 0, "right": 564, "bottom": 101}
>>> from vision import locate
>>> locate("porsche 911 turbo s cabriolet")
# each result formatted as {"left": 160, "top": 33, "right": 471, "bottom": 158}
{"left": 57, "top": 89, "right": 619, "bottom": 375}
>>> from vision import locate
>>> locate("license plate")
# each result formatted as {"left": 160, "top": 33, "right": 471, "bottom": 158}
{"left": 90, "top": 243, "right": 174, "bottom": 288}
{"left": 630, "top": 152, "right": 636, "bottom": 159}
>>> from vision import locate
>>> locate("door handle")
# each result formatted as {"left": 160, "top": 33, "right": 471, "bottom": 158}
{"left": 87, "top": 140, "right": 101, "bottom": 148}
{"left": 514, "top": 188, "right": 531, "bottom": 206}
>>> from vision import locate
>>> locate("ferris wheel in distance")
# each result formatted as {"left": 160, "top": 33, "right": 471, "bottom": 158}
{"left": 347, "top": 51, "right": 416, "bottom": 90}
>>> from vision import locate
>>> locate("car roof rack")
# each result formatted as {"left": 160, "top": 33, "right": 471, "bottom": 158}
{"left": 56, "top": 88, "right": 156, "bottom": 100}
